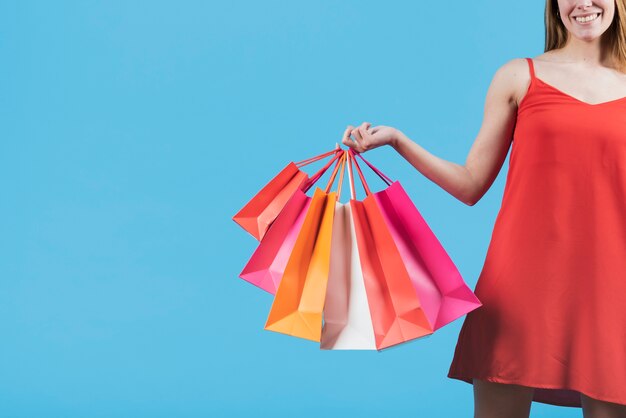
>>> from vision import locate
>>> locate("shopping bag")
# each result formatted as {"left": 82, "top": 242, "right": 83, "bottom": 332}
{"left": 348, "top": 150, "right": 433, "bottom": 350}
{"left": 233, "top": 148, "right": 341, "bottom": 241}
{"left": 238, "top": 148, "right": 347, "bottom": 294}
{"left": 320, "top": 179, "right": 377, "bottom": 349}
{"left": 352, "top": 150, "right": 482, "bottom": 331}
{"left": 264, "top": 152, "right": 346, "bottom": 342}
{"left": 239, "top": 190, "right": 311, "bottom": 294}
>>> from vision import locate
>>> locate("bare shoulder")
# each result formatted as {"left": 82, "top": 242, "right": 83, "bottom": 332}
{"left": 487, "top": 57, "right": 535, "bottom": 109}
{"left": 460, "top": 58, "right": 535, "bottom": 205}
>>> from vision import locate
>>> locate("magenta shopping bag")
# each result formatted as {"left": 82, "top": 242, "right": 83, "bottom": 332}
{"left": 352, "top": 150, "right": 482, "bottom": 331}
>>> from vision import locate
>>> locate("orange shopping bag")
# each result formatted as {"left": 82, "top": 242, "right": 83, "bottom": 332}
{"left": 233, "top": 147, "right": 342, "bottom": 241}
{"left": 264, "top": 151, "right": 347, "bottom": 342}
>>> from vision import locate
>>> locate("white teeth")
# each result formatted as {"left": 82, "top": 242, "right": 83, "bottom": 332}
{"left": 575, "top": 13, "right": 599, "bottom": 23}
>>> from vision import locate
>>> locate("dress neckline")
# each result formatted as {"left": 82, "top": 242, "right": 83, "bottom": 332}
{"left": 534, "top": 77, "right": 626, "bottom": 107}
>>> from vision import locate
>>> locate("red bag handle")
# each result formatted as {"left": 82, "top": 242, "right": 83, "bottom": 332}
{"left": 348, "top": 148, "right": 393, "bottom": 186}
{"left": 335, "top": 151, "right": 347, "bottom": 200}
{"left": 302, "top": 150, "right": 344, "bottom": 192}
{"left": 349, "top": 149, "right": 371, "bottom": 196}
{"left": 324, "top": 150, "right": 345, "bottom": 193}
{"left": 347, "top": 149, "right": 395, "bottom": 198}
{"left": 295, "top": 147, "right": 342, "bottom": 167}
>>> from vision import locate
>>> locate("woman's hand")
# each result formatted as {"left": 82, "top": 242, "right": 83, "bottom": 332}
{"left": 342, "top": 122, "right": 401, "bottom": 153}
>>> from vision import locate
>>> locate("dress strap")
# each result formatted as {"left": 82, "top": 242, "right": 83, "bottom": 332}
{"left": 525, "top": 57, "right": 536, "bottom": 81}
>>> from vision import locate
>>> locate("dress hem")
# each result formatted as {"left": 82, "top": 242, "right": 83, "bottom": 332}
{"left": 447, "top": 372, "right": 626, "bottom": 408}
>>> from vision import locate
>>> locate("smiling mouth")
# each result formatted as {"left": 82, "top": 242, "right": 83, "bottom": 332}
{"left": 574, "top": 12, "right": 601, "bottom": 23}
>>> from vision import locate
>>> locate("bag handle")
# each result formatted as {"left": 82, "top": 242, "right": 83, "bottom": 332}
{"left": 347, "top": 150, "right": 356, "bottom": 200}
{"left": 324, "top": 150, "right": 347, "bottom": 200}
{"left": 295, "top": 147, "right": 342, "bottom": 167}
{"left": 348, "top": 148, "right": 393, "bottom": 186}
{"left": 350, "top": 149, "right": 372, "bottom": 196}
{"left": 302, "top": 150, "right": 344, "bottom": 192}
{"left": 335, "top": 151, "right": 347, "bottom": 200}
{"left": 323, "top": 150, "right": 349, "bottom": 197}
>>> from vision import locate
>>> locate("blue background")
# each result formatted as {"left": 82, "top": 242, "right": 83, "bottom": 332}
{"left": 2, "top": 0, "right": 581, "bottom": 417}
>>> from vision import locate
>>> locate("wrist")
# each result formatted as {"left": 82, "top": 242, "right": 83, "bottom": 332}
{"left": 391, "top": 129, "right": 406, "bottom": 149}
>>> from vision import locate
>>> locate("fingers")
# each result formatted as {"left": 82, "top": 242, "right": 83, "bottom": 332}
{"left": 342, "top": 125, "right": 363, "bottom": 152}
{"left": 351, "top": 128, "right": 365, "bottom": 152}
{"left": 357, "top": 122, "right": 372, "bottom": 139}
{"left": 342, "top": 122, "right": 372, "bottom": 153}
{"left": 352, "top": 126, "right": 364, "bottom": 143}
{"left": 353, "top": 122, "right": 373, "bottom": 151}
{"left": 342, "top": 125, "right": 356, "bottom": 149}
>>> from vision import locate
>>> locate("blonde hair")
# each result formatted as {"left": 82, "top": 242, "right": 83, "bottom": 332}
{"left": 544, "top": 0, "right": 626, "bottom": 72}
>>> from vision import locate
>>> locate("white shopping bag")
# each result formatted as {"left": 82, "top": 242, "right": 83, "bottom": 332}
{"left": 320, "top": 202, "right": 376, "bottom": 350}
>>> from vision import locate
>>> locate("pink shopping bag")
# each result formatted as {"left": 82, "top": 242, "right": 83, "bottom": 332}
{"left": 239, "top": 149, "right": 344, "bottom": 294}
{"left": 352, "top": 150, "right": 482, "bottom": 330}
{"left": 348, "top": 151, "right": 433, "bottom": 350}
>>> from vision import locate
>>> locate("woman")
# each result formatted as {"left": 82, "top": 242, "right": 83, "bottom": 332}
{"left": 342, "top": 0, "right": 626, "bottom": 417}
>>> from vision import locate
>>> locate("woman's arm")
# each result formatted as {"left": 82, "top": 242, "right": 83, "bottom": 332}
{"left": 343, "top": 58, "right": 525, "bottom": 206}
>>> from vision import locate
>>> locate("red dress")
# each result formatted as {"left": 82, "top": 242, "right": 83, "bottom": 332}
{"left": 447, "top": 57, "right": 626, "bottom": 408}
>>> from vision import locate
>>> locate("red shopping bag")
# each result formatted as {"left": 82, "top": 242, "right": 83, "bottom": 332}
{"left": 348, "top": 151, "right": 433, "bottom": 350}
{"left": 353, "top": 151, "right": 482, "bottom": 330}
{"left": 238, "top": 149, "right": 348, "bottom": 294}
{"left": 233, "top": 148, "right": 342, "bottom": 241}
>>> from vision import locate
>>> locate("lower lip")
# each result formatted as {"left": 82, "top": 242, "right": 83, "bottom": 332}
{"left": 574, "top": 13, "right": 601, "bottom": 25}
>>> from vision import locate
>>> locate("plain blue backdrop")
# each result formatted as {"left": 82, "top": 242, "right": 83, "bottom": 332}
{"left": 2, "top": 1, "right": 582, "bottom": 417}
